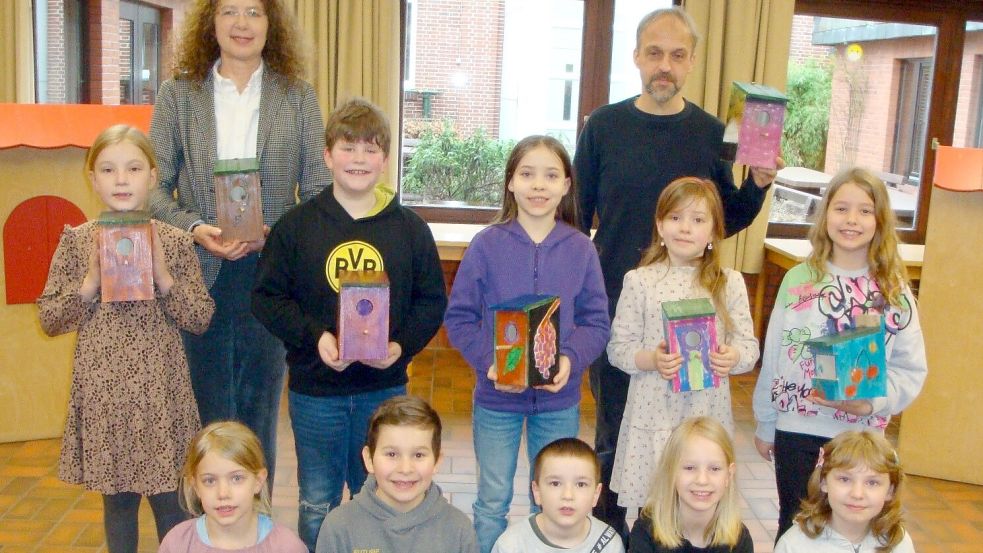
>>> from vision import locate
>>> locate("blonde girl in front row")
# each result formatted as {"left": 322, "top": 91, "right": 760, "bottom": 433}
{"left": 627, "top": 417, "right": 753, "bottom": 552}
{"left": 38, "top": 124, "right": 214, "bottom": 552}
{"left": 159, "top": 421, "right": 307, "bottom": 552}
{"left": 607, "top": 177, "right": 759, "bottom": 514}
{"left": 775, "top": 430, "right": 915, "bottom": 552}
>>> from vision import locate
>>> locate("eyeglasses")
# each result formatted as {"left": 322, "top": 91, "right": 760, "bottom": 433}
{"left": 217, "top": 6, "right": 266, "bottom": 19}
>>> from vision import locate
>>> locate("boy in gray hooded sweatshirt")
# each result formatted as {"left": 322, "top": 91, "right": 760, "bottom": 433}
{"left": 315, "top": 395, "right": 478, "bottom": 553}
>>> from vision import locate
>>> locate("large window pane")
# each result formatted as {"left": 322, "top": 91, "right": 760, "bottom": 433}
{"left": 772, "top": 15, "right": 938, "bottom": 230}
{"left": 608, "top": 0, "right": 673, "bottom": 104}
{"left": 400, "top": 0, "right": 584, "bottom": 209}
{"left": 956, "top": 21, "right": 983, "bottom": 148}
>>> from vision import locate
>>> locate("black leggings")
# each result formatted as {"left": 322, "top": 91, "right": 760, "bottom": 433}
{"left": 102, "top": 490, "right": 186, "bottom": 553}
{"left": 773, "top": 430, "right": 830, "bottom": 542}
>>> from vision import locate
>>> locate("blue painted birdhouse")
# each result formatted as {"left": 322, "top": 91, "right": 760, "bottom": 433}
{"left": 806, "top": 315, "right": 887, "bottom": 401}
{"left": 662, "top": 298, "right": 719, "bottom": 393}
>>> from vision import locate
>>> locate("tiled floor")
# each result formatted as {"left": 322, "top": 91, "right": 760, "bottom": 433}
{"left": 2, "top": 348, "right": 982, "bottom": 551}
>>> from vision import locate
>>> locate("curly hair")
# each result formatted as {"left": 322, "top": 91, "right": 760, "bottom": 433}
{"left": 172, "top": 0, "right": 306, "bottom": 83}
{"left": 638, "top": 177, "right": 733, "bottom": 335}
{"left": 806, "top": 167, "right": 910, "bottom": 308}
{"left": 794, "top": 430, "right": 906, "bottom": 552}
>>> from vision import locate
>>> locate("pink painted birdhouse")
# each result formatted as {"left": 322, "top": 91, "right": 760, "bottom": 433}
{"left": 338, "top": 270, "right": 390, "bottom": 361}
{"left": 722, "top": 81, "right": 787, "bottom": 169}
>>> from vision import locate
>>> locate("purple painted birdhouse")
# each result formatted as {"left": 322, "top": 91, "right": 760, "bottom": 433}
{"left": 491, "top": 294, "right": 560, "bottom": 389}
{"left": 97, "top": 210, "right": 154, "bottom": 302}
{"left": 338, "top": 270, "right": 390, "bottom": 361}
{"left": 722, "top": 82, "right": 787, "bottom": 169}
{"left": 806, "top": 314, "right": 887, "bottom": 401}
{"left": 214, "top": 158, "right": 264, "bottom": 242}
{"left": 662, "top": 298, "right": 719, "bottom": 393}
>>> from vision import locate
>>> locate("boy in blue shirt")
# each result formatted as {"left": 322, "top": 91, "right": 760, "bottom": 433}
{"left": 252, "top": 97, "right": 447, "bottom": 550}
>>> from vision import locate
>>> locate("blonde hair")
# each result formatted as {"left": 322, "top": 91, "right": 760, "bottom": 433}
{"left": 179, "top": 421, "right": 272, "bottom": 516}
{"left": 795, "top": 431, "right": 906, "bottom": 552}
{"left": 172, "top": 0, "right": 305, "bottom": 84}
{"left": 84, "top": 124, "right": 158, "bottom": 180}
{"left": 806, "top": 167, "right": 909, "bottom": 308}
{"left": 639, "top": 177, "right": 732, "bottom": 334}
{"left": 641, "top": 417, "right": 743, "bottom": 548}
{"left": 491, "top": 135, "right": 579, "bottom": 228}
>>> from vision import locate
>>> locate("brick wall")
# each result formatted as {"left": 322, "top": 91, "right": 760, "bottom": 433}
{"left": 788, "top": 15, "right": 833, "bottom": 65}
{"left": 825, "top": 31, "right": 983, "bottom": 174}
{"left": 404, "top": 0, "right": 506, "bottom": 139}
{"left": 45, "top": 1, "right": 67, "bottom": 103}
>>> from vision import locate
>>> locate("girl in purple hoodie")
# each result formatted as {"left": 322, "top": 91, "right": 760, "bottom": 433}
{"left": 444, "top": 135, "right": 610, "bottom": 553}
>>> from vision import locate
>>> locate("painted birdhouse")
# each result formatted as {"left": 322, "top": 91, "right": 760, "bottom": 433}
{"left": 807, "top": 315, "right": 887, "bottom": 401}
{"left": 491, "top": 294, "right": 560, "bottom": 389}
{"left": 338, "top": 270, "right": 390, "bottom": 361}
{"left": 722, "top": 81, "right": 787, "bottom": 169}
{"left": 97, "top": 210, "right": 154, "bottom": 302}
{"left": 214, "top": 158, "right": 264, "bottom": 242}
{"left": 662, "top": 298, "right": 719, "bottom": 393}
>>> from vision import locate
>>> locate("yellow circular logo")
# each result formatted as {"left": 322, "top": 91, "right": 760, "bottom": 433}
{"left": 846, "top": 43, "right": 863, "bottom": 62}
{"left": 325, "top": 241, "right": 385, "bottom": 292}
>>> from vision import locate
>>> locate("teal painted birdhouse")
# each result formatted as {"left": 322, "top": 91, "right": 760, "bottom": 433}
{"left": 806, "top": 314, "right": 887, "bottom": 401}
{"left": 662, "top": 298, "right": 718, "bottom": 392}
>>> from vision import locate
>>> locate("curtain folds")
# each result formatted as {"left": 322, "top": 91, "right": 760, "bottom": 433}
{"left": 291, "top": 0, "right": 401, "bottom": 179}
{"left": 0, "top": 0, "right": 36, "bottom": 103}
{"left": 682, "top": 0, "right": 794, "bottom": 272}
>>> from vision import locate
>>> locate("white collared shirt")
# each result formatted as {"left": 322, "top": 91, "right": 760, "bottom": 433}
{"left": 212, "top": 61, "right": 263, "bottom": 160}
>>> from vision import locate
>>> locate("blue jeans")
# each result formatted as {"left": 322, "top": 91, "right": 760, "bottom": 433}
{"left": 472, "top": 403, "right": 580, "bottom": 553}
{"left": 289, "top": 385, "right": 406, "bottom": 551}
{"left": 182, "top": 254, "right": 286, "bottom": 488}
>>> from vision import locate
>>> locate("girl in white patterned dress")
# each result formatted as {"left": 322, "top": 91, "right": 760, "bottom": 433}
{"left": 606, "top": 177, "right": 759, "bottom": 513}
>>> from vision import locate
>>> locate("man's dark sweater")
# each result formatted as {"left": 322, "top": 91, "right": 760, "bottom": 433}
{"left": 575, "top": 96, "right": 767, "bottom": 313}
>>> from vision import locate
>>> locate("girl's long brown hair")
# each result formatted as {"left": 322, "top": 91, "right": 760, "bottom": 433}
{"left": 639, "top": 177, "right": 732, "bottom": 334}
{"left": 795, "top": 430, "right": 906, "bottom": 552}
{"left": 491, "top": 135, "right": 579, "bottom": 228}
{"left": 806, "top": 167, "right": 909, "bottom": 308}
{"left": 172, "top": 0, "right": 306, "bottom": 84}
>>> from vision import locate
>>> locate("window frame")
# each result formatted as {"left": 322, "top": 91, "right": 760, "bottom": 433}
{"left": 770, "top": 0, "right": 983, "bottom": 244}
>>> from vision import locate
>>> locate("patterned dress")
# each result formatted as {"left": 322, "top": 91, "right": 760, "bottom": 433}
{"left": 606, "top": 263, "right": 758, "bottom": 510}
{"left": 38, "top": 221, "right": 214, "bottom": 495}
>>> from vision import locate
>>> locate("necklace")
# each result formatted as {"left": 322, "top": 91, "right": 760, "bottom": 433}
{"left": 852, "top": 543, "right": 862, "bottom": 553}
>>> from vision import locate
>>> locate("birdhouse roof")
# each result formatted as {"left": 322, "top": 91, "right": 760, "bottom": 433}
{"left": 805, "top": 325, "right": 882, "bottom": 348}
{"left": 214, "top": 158, "right": 260, "bottom": 175}
{"left": 491, "top": 294, "right": 558, "bottom": 312}
{"left": 732, "top": 81, "right": 788, "bottom": 103}
{"left": 97, "top": 210, "right": 151, "bottom": 225}
{"left": 662, "top": 298, "right": 715, "bottom": 320}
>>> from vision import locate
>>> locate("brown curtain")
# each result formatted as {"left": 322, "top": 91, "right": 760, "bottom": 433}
{"left": 681, "top": 0, "right": 794, "bottom": 272}
{"left": 0, "top": 0, "right": 35, "bottom": 103}
{"left": 291, "top": 0, "right": 401, "bottom": 178}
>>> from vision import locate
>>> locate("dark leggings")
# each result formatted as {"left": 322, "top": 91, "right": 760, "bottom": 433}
{"left": 773, "top": 430, "right": 830, "bottom": 543}
{"left": 102, "top": 490, "right": 186, "bottom": 553}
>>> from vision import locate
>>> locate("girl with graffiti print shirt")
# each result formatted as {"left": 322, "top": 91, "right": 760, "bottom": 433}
{"left": 752, "top": 168, "right": 927, "bottom": 541}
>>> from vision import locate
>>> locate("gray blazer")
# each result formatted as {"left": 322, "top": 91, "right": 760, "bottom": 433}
{"left": 149, "top": 69, "right": 331, "bottom": 287}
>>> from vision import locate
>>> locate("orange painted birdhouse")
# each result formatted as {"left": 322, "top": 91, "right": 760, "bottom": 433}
{"left": 491, "top": 295, "right": 560, "bottom": 389}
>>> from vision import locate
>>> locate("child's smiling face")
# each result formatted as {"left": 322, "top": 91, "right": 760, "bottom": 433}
{"left": 822, "top": 464, "right": 894, "bottom": 540}
{"left": 362, "top": 424, "right": 439, "bottom": 512}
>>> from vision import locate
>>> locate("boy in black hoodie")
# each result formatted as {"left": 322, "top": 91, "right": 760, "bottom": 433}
{"left": 252, "top": 97, "right": 447, "bottom": 550}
